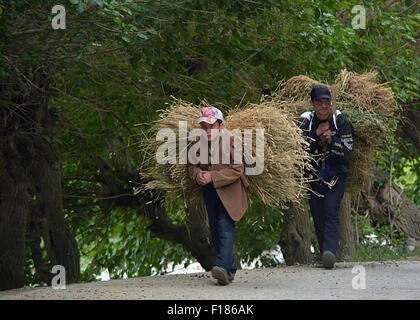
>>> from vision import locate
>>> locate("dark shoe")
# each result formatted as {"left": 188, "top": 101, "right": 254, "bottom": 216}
{"left": 322, "top": 251, "right": 336, "bottom": 269}
{"left": 211, "top": 266, "right": 230, "bottom": 285}
{"left": 228, "top": 272, "right": 235, "bottom": 282}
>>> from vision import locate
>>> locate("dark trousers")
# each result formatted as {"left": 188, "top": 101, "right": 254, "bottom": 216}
{"left": 308, "top": 174, "right": 346, "bottom": 256}
{"left": 202, "top": 183, "right": 236, "bottom": 276}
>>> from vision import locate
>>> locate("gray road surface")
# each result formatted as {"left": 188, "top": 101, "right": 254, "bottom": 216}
{"left": 1, "top": 260, "right": 419, "bottom": 300}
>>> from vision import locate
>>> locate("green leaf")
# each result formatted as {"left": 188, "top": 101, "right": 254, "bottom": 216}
{"left": 137, "top": 33, "right": 148, "bottom": 40}
{"left": 114, "top": 17, "right": 122, "bottom": 26}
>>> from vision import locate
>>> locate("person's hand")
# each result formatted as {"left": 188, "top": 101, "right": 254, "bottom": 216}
{"left": 316, "top": 122, "right": 329, "bottom": 136}
{"left": 196, "top": 171, "right": 204, "bottom": 185}
{"left": 196, "top": 171, "right": 212, "bottom": 185}
{"left": 201, "top": 171, "right": 212, "bottom": 185}
{"left": 320, "top": 129, "right": 332, "bottom": 144}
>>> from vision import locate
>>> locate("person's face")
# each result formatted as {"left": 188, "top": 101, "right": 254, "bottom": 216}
{"left": 311, "top": 98, "right": 331, "bottom": 120}
{"left": 200, "top": 121, "right": 223, "bottom": 141}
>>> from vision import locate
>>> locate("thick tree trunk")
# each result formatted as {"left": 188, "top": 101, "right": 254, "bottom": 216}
{"left": 1, "top": 64, "right": 80, "bottom": 289}
{"left": 28, "top": 208, "right": 53, "bottom": 284}
{"left": 30, "top": 135, "right": 80, "bottom": 284}
{"left": 144, "top": 199, "right": 216, "bottom": 271}
{"left": 337, "top": 193, "right": 356, "bottom": 261}
{"left": 0, "top": 135, "right": 32, "bottom": 290}
{"left": 363, "top": 180, "right": 420, "bottom": 240}
{"left": 279, "top": 199, "right": 312, "bottom": 265}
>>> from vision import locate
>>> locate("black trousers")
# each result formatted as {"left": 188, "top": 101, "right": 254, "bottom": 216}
{"left": 308, "top": 174, "right": 346, "bottom": 256}
{"left": 201, "top": 183, "right": 236, "bottom": 276}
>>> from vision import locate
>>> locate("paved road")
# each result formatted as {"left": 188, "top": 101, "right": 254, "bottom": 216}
{"left": 1, "top": 260, "right": 419, "bottom": 300}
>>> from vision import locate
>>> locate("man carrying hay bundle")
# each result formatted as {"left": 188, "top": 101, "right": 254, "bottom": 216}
{"left": 298, "top": 84, "right": 354, "bottom": 269}
{"left": 188, "top": 106, "right": 249, "bottom": 285}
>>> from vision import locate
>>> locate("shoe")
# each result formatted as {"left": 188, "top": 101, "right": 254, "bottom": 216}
{"left": 228, "top": 272, "right": 235, "bottom": 282}
{"left": 211, "top": 266, "right": 230, "bottom": 285}
{"left": 322, "top": 251, "right": 336, "bottom": 269}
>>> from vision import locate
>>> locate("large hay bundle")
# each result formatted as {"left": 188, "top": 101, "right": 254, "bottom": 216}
{"left": 225, "top": 103, "right": 312, "bottom": 207}
{"left": 335, "top": 70, "right": 399, "bottom": 117}
{"left": 276, "top": 70, "right": 399, "bottom": 117}
{"left": 271, "top": 69, "right": 398, "bottom": 194}
{"left": 141, "top": 100, "right": 203, "bottom": 204}
{"left": 142, "top": 98, "right": 313, "bottom": 208}
{"left": 276, "top": 75, "right": 323, "bottom": 102}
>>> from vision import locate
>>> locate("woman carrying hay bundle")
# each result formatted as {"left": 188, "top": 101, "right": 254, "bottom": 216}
{"left": 298, "top": 84, "right": 354, "bottom": 269}
{"left": 188, "top": 106, "right": 249, "bottom": 286}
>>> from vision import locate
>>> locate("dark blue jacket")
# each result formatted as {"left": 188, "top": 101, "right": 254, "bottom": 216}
{"left": 298, "top": 110, "right": 354, "bottom": 180}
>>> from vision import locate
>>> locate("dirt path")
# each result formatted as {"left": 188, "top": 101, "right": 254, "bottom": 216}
{"left": 1, "top": 260, "right": 419, "bottom": 300}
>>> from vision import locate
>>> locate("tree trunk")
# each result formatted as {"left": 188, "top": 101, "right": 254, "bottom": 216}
{"left": 144, "top": 199, "right": 216, "bottom": 271}
{"left": 0, "top": 64, "right": 80, "bottom": 289}
{"left": 363, "top": 181, "right": 420, "bottom": 239}
{"left": 0, "top": 134, "right": 32, "bottom": 290}
{"left": 30, "top": 135, "right": 80, "bottom": 284}
{"left": 185, "top": 200, "right": 217, "bottom": 270}
{"left": 28, "top": 207, "right": 54, "bottom": 284}
{"left": 337, "top": 193, "right": 356, "bottom": 261}
{"left": 398, "top": 101, "right": 420, "bottom": 154}
{"left": 279, "top": 199, "right": 312, "bottom": 265}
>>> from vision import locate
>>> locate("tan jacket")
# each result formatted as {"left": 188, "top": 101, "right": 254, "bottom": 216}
{"left": 188, "top": 129, "right": 249, "bottom": 221}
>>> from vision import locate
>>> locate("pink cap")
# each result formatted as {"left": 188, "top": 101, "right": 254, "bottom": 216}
{"left": 197, "top": 106, "right": 224, "bottom": 124}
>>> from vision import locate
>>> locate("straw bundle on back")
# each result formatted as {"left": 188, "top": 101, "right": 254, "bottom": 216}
{"left": 142, "top": 98, "right": 313, "bottom": 208}
{"left": 342, "top": 108, "right": 389, "bottom": 194}
{"left": 270, "top": 69, "right": 398, "bottom": 195}
{"left": 141, "top": 99, "right": 203, "bottom": 204}
{"left": 276, "top": 75, "right": 324, "bottom": 102}
{"left": 225, "top": 102, "right": 313, "bottom": 207}
{"left": 335, "top": 69, "right": 399, "bottom": 117}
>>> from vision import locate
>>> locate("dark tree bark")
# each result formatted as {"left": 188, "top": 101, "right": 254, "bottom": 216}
{"left": 0, "top": 134, "right": 32, "bottom": 290}
{"left": 337, "top": 193, "right": 356, "bottom": 261}
{"left": 30, "top": 135, "right": 80, "bottom": 284}
{"left": 28, "top": 208, "right": 53, "bottom": 284}
{"left": 144, "top": 198, "right": 216, "bottom": 271}
{"left": 279, "top": 199, "right": 312, "bottom": 265}
{"left": 0, "top": 65, "right": 80, "bottom": 290}
{"left": 184, "top": 200, "right": 217, "bottom": 270}
{"left": 398, "top": 101, "right": 420, "bottom": 154}
{"left": 362, "top": 179, "right": 420, "bottom": 240}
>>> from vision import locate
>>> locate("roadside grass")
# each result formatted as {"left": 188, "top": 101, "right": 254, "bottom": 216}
{"left": 342, "top": 242, "right": 420, "bottom": 263}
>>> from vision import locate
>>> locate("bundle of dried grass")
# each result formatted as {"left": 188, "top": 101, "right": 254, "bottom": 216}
{"left": 335, "top": 69, "right": 399, "bottom": 117}
{"left": 276, "top": 70, "right": 398, "bottom": 116}
{"left": 225, "top": 102, "right": 313, "bottom": 207}
{"left": 270, "top": 69, "right": 398, "bottom": 195}
{"left": 276, "top": 75, "right": 325, "bottom": 102}
{"left": 142, "top": 98, "right": 313, "bottom": 208}
{"left": 343, "top": 108, "right": 389, "bottom": 194}
{"left": 141, "top": 99, "right": 203, "bottom": 204}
